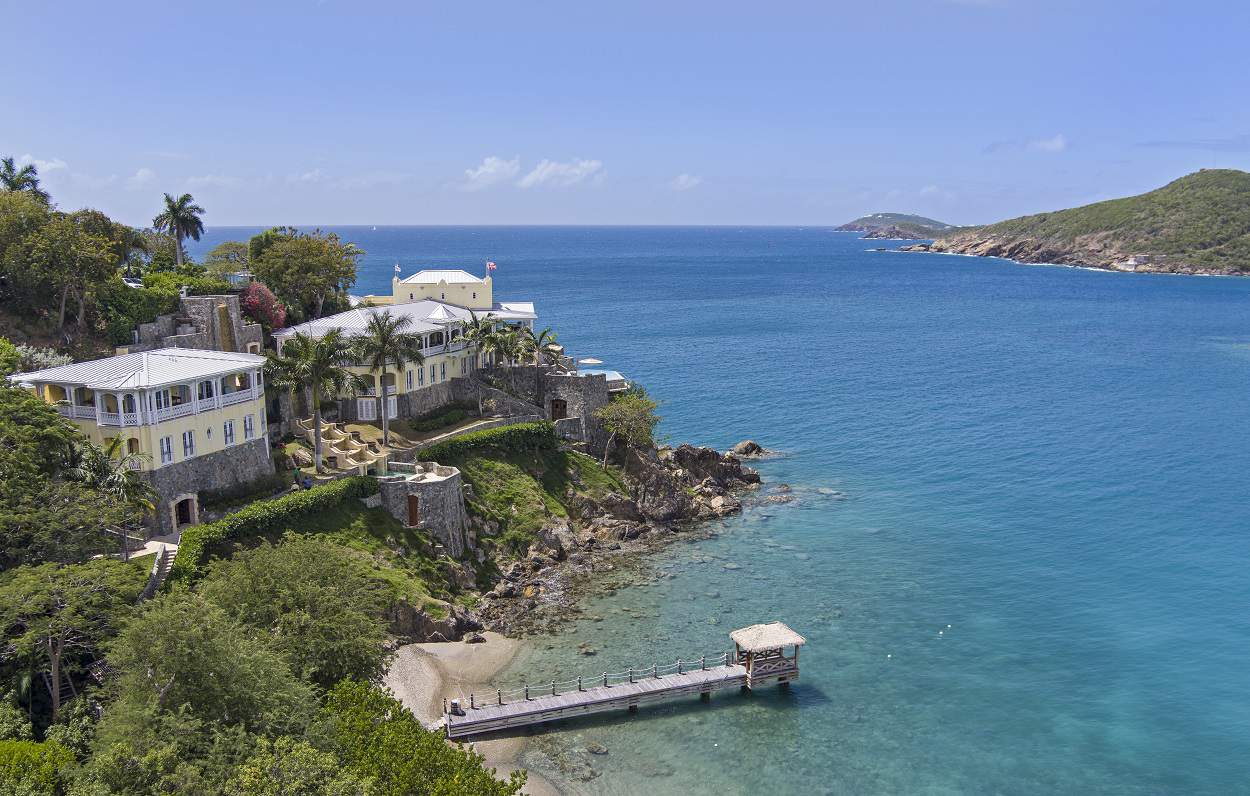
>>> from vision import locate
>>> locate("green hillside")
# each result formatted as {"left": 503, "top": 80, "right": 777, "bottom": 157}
{"left": 928, "top": 169, "right": 1250, "bottom": 273}
{"left": 837, "top": 213, "right": 953, "bottom": 235}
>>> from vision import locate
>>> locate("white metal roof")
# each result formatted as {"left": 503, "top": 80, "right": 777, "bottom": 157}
{"left": 729, "top": 622, "right": 806, "bottom": 651}
{"left": 273, "top": 299, "right": 537, "bottom": 340}
{"left": 400, "top": 269, "right": 487, "bottom": 285}
{"left": 9, "top": 348, "right": 266, "bottom": 391}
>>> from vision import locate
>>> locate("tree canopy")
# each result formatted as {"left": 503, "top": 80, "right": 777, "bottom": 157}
{"left": 251, "top": 228, "right": 361, "bottom": 319}
{"left": 199, "top": 535, "right": 393, "bottom": 690}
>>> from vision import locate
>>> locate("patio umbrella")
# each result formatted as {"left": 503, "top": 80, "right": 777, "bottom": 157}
{"left": 578, "top": 357, "right": 604, "bottom": 365}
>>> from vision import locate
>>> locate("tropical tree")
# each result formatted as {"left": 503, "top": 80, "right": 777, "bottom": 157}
{"left": 251, "top": 229, "right": 360, "bottom": 319}
{"left": 354, "top": 311, "right": 424, "bottom": 447}
{"left": 592, "top": 390, "right": 661, "bottom": 472}
{"left": 199, "top": 535, "right": 392, "bottom": 689}
{"left": 151, "top": 192, "right": 205, "bottom": 269}
{"left": 524, "top": 326, "right": 562, "bottom": 413}
{"left": 0, "top": 559, "right": 140, "bottom": 722}
{"left": 16, "top": 214, "right": 117, "bottom": 332}
{"left": 0, "top": 157, "right": 50, "bottom": 204}
{"left": 66, "top": 438, "right": 156, "bottom": 561}
{"left": 458, "top": 312, "right": 498, "bottom": 415}
{"left": 203, "top": 240, "right": 248, "bottom": 277}
{"left": 265, "top": 330, "right": 366, "bottom": 473}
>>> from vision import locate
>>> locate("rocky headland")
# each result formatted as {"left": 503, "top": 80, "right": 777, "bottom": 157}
{"left": 899, "top": 170, "right": 1250, "bottom": 276}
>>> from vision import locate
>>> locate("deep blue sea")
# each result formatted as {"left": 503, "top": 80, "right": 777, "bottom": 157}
{"left": 192, "top": 227, "right": 1250, "bottom": 794}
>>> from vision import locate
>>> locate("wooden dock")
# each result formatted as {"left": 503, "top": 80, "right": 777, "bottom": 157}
{"left": 445, "top": 656, "right": 747, "bottom": 739}
{"left": 443, "top": 622, "right": 807, "bottom": 739}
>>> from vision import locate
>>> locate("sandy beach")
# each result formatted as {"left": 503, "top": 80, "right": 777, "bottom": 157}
{"left": 384, "top": 632, "right": 562, "bottom": 796}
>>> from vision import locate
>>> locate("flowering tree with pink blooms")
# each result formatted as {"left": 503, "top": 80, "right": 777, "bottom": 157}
{"left": 239, "top": 281, "right": 286, "bottom": 331}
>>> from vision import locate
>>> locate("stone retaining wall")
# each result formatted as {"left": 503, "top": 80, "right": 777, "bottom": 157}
{"left": 144, "top": 437, "right": 273, "bottom": 536}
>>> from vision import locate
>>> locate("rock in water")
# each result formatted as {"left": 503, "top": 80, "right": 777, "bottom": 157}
{"left": 732, "top": 440, "right": 765, "bottom": 456}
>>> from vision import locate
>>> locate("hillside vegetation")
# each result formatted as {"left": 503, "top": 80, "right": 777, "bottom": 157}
{"left": 837, "top": 212, "right": 954, "bottom": 239}
{"left": 917, "top": 169, "right": 1250, "bottom": 274}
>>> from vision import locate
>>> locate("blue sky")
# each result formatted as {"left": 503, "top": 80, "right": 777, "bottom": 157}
{"left": 4, "top": 0, "right": 1249, "bottom": 227}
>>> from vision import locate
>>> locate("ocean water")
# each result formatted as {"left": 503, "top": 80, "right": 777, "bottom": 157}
{"left": 192, "top": 227, "right": 1250, "bottom": 794}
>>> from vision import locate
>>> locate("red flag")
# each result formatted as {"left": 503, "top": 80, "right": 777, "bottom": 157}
{"left": 486, "top": 261, "right": 497, "bottom": 271}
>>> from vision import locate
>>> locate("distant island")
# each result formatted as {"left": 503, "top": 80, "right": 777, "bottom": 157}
{"left": 902, "top": 169, "right": 1250, "bottom": 275}
{"left": 836, "top": 212, "right": 955, "bottom": 240}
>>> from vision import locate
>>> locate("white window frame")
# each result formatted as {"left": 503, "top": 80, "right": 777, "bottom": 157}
{"left": 244, "top": 414, "right": 255, "bottom": 440}
{"left": 160, "top": 436, "right": 173, "bottom": 464}
{"left": 440, "top": 362, "right": 446, "bottom": 380}
{"left": 182, "top": 430, "right": 195, "bottom": 458}
{"left": 386, "top": 396, "right": 398, "bottom": 419}
{"left": 223, "top": 420, "right": 235, "bottom": 446}
{"left": 406, "top": 370, "right": 413, "bottom": 390}
{"left": 359, "top": 398, "right": 377, "bottom": 421}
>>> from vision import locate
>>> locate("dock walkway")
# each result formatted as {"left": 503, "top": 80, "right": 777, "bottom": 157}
{"left": 443, "top": 622, "right": 807, "bottom": 740}
{"left": 445, "top": 654, "right": 747, "bottom": 739}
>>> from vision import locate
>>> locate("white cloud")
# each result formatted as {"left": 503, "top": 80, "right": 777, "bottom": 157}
{"left": 517, "top": 158, "right": 603, "bottom": 189}
{"left": 126, "top": 167, "right": 156, "bottom": 189}
{"left": 668, "top": 174, "right": 702, "bottom": 191}
{"left": 461, "top": 156, "right": 520, "bottom": 192}
{"left": 18, "top": 154, "right": 68, "bottom": 173}
{"left": 187, "top": 174, "right": 241, "bottom": 188}
{"left": 288, "top": 168, "right": 327, "bottom": 184}
{"left": 1030, "top": 133, "right": 1068, "bottom": 153}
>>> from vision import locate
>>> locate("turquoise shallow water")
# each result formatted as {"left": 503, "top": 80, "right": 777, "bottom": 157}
{"left": 193, "top": 227, "right": 1250, "bottom": 794}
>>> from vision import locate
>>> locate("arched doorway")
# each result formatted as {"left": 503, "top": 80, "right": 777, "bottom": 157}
{"left": 170, "top": 494, "right": 199, "bottom": 529}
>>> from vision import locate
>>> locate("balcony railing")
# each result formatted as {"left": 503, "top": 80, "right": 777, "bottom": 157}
{"left": 220, "top": 388, "right": 257, "bottom": 407}
{"left": 197, "top": 397, "right": 217, "bottom": 411}
{"left": 360, "top": 385, "right": 398, "bottom": 396}
{"left": 155, "top": 403, "right": 195, "bottom": 422}
{"left": 57, "top": 405, "right": 98, "bottom": 420}
{"left": 97, "top": 412, "right": 143, "bottom": 427}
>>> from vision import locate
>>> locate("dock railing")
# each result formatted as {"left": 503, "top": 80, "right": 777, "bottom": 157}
{"left": 444, "top": 650, "right": 736, "bottom": 714}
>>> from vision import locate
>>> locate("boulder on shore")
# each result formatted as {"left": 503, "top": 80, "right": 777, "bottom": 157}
{"left": 732, "top": 440, "right": 767, "bottom": 457}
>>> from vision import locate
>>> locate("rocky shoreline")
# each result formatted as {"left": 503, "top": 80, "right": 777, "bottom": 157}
{"left": 475, "top": 441, "right": 766, "bottom": 637}
{"left": 900, "top": 235, "right": 1245, "bottom": 276}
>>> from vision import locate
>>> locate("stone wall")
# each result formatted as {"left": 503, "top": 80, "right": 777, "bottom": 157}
{"left": 127, "top": 294, "right": 262, "bottom": 354}
{"left": 450, "top": 377, "right": 541, "bottom": 418}
{"left": 541, "top": 372, "right": 611, "bottom": 453}
{"left": 144, "top": 437, "right": 273, "bottom": 536}
{"left": 475, "top": 365, "right": 550, "bottom": 405}
{"left": 377, "top": 463, "right": 471, "bottom": 557}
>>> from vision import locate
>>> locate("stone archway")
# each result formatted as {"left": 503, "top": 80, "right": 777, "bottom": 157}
{"left": 170, "top": 493, "right": 199, "bottom": 530}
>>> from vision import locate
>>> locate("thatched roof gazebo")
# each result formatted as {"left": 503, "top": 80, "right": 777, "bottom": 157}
{"left": 730, "top": 622, "right": 806, "bottom": 689}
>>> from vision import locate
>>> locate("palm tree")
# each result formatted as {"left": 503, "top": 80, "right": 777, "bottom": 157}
{"left": 459, "top": 311, "right": 498, "bottom": 415}
{"left": 0, "top": 156, "right": 50, "bottom": 203}
{"left": 67, "top": 438, "right": 156, "bottom": 561}
{"left": 524, "top": 326, "right": 561, "bottom": 414}
{"left": 355, "top": 311, "right": 424, "bottom": 447}
{"left": 152, "top": 192, "right": 205, "bottom": 268}
{"left": 266, "top": 330, "right": 366, "bottom": 473}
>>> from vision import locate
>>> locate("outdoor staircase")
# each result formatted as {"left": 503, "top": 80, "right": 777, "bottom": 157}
{"left": 140, "top": 544, "right": 174, "bottom": 601}
{"left": 294, "top": 418, "right": 391, "bottom": 473}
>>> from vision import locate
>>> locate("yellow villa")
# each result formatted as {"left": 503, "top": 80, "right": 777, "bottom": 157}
{"left": 9, "top": 348, "right": 273, "bottom": 535}
{"left": 275, "top": 268, "right": 536, "bottom": 422}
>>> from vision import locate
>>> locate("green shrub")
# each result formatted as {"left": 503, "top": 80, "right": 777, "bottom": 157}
{"left": 199, "top": 472, "right": 291, "bottom": 510}
{"left": 141, "top": 271, "right": 234, "bottom": 296}
{"left": 418, "top": 421, "right": 556, "bottom": 463}
{"left": 94, "top": 278, "right": 179, "bottom": 345}
{"left": 0, "top": 739, "right": 73, "bottom": 796}
{"left": 167, "top": 476, "right": 379, "bottom": 586}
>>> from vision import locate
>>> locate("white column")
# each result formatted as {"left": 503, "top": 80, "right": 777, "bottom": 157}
{"left": 191, "top": 382, "right": 200, "bottom": 414}
{"left": 93, "top": 390, "right": 102, "bottom": 425}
